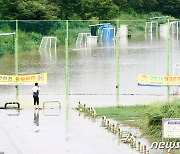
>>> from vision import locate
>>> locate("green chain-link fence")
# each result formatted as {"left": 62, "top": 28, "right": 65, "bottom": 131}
{"left": 0, "top": 19, "right": 179, "bottom": 98}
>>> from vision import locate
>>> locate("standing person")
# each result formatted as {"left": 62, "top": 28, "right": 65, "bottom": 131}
{"left": 32, "top": 82, "right": 41, "bottom": 109}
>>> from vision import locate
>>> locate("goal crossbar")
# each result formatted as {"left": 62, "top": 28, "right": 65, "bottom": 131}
{"left": 0, "top": 32, "right": 15, "bottom": 36}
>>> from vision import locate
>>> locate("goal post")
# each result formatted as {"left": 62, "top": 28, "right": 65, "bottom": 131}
{"left": 145, "top": 21, "right": 158, "bottom": 33}
{"left": 39, "top": 36, "right": 57, "bottom": 55}
{"left": 76, "top": 33, "right": 91, "bottom": 47}
{"left": 171, "top": 63, "right": 180, "bottom": 95}
{"left": 76, "top": 33, "right": 98, "bottom": 47}
{"left": 0, "top": 32, "right": 15, "bottom": 55}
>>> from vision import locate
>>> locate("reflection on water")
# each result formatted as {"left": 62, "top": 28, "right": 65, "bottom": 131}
{"left": 6, "top": 109, "right": 20, "bottom": 116}
{"left": 43, "top": 109, "right": 61, "bottom": 116}
{"left": 0, "top": 33, "right": 179, "bottom": 96}
{"left": 34, "top": 109, "right": 39, "bottom": 126}
{"left": 0, "top": 105, "right": 179, "bottom": 153}
{"left": 0, "top": 108, "right": 141, "bottom": 154}
{"left": 34, "top": 109, "right": 40, "bottom": 133}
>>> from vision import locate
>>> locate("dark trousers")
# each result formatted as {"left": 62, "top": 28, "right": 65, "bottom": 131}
{"left": 33, "top": 96, "right": 39, "bottom": 105}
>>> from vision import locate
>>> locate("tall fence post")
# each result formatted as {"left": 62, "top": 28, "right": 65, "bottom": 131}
{"left": 65, "top": 20, "right": 69, "bottom": 98}
{"left": 116, "top": 20, "right": 120, "bottom": 102}
{"left": 15, "top": 20, "right": 19, "bottom": 97}
{"left": 166, "top": 19, "right": 170, "bottom": 101}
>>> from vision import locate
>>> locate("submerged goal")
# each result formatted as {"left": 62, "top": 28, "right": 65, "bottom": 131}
{"left": 76, "top": 33, "right": 91, "bottom": 47}
{"left": 76, "top": 33, "right": 98, "bottom": 47}
{"left": 145, "top": 21, "right": 158, "bottom": 33}
{"left": 39, "top": 36, "right": 57, "bottom": 53}
{"left": 172, "top": 63, "right": 180, "bottom": 95}
{"left": 0, "top": 32, "right": 15, "bottom": 55}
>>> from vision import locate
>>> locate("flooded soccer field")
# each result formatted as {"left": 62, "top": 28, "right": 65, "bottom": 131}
{"left": 0, "top": 20, "right": 179, "bottom": 154}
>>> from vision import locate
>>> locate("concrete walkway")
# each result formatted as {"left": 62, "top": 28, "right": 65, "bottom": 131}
{"left": 0, "top": 107, "right": 139, "bottom": 154}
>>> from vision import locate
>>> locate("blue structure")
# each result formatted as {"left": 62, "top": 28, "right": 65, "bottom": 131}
{"left": 98, "top": 24, "right": 114, "bottom": 41}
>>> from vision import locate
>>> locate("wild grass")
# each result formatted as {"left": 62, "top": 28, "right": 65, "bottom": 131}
{"left": 95, "top": 99, "right": 180, "bottom": 142}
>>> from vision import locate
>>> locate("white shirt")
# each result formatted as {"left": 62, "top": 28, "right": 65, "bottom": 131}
{"left": 32, "top": 86, "right": 41, "bottom": 93}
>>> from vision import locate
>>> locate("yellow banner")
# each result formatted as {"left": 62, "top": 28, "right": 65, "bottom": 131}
{"left": 138, "top": 74, "right": 180, "bottom": 86}
{"left": 0, "top": 73, "right": 47, "bottom": 85}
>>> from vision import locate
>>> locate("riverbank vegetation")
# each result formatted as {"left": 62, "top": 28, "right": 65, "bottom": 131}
{"left": 0, "top": 0, "right": 179, "bottom": 20}
{"left": 95, "top": 99, "right": 180, "bottom": 142}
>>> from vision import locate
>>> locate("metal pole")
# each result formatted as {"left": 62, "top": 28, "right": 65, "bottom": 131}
{"left": 177, "top": 21, "right": 179, "bottom": 40}
{"left": 13, "top": 34, "right": 15, "bottom": 53}
{"left": 156, "top": 22, "right": 158, "bottom": 34}
{"left": 151, "top": 22, "right": 152, "bottom": 33}
{"left": 166, "top": 19, "right": 170, "bottom": 101}
{"left": 0, "top": 36, "right": 2, "bottom": 55}
{"left": 15, "top": 20, "right": 19, "bottom": 96}
{"left": 55, "top": 37, "right": 57, "bottom": 60}
{"left": 65, "top": 20, "right": 69, "bottom": 97}
{"left": 116, "top": 20, "right": 120, "bottom": 102}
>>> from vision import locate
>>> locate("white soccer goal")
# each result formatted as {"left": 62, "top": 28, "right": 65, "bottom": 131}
{"left": 0, "top": 32, "right": 15, "bottom": 55}
{"left": 0, "top": 32, "right": 15, "bottom": 36}
{"left": 170, "top": 21, "right": 179, "bottom": 34}
{"left": 76, "top": 33, "right": 91, "bottom": 47}
{"left": 173, "top": 64, "right": 180, "bottom": 75}
{"left": 39, "top": 36, "right": 57, "bottom": 59}
{"left": 76, "top": 33, "right": 93, "bottom": 47}
{"left": 76, "top": 33, "right": 98, "bottom": 47}
{"left": 172, "top": 63, "right": 180, "bottom": 95}
{"left": 145, "top": 21, "right": 158, "bottom": 33}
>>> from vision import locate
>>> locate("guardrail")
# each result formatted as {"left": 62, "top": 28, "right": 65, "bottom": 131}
{"left": 42, "top": 101, "right": 61, "bottom": 116}
{"left": 43, "top": 101, "right": 61, "bottom": 109}
{"left": 4, "top": 102, "right": 20, "bottom": 109}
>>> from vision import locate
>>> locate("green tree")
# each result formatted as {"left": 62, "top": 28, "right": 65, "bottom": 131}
{"left": 51, "top": 0, "right": 81, "bottom": 19}
{"left": 0, "top": 0, "right": 19, "bottom": 19}
{"left": 113, "top": 0, "right": 158, "bottom": 13}
{"left": 142, "top": 0, "right": 158, "bottom": 13}
{"left": 113, "top": 0, "right": 129, "bottom": 12}
{"left": 0, "top": 0, "right": 59, "bottom": 20}
{"left": 158, "top": 0, "right": 180, "bottom": 18}
{"left": 128, "top": 0, "right": 143, "bottom": 12}
{"left": 79, "top": 0, "right": 119, "bottom": 20}
{"left": 17, "top": 0, "right": 59, "bottom": 20}
{"left": 0, "top": 0, "right": 179, "bottom": 20}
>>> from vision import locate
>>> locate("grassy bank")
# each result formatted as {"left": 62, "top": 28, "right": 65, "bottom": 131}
{"left": 95, "top": 99, "right": 180, "bottom": 142}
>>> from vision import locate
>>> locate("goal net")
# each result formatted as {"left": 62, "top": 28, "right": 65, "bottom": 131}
{"left": 172, "top": 63, "right": 180, "bottom": 95}
{"left": 39, "top": 36, "right": 57, "bottom": 58}
{"left": 76, "top": 33, "right": 91, "bottom": 47}
{"left": 0, "top": 32, "right": 15, "bottom": 55}
{"left": 145, "top": 21, "right": 158, "bottom": 33}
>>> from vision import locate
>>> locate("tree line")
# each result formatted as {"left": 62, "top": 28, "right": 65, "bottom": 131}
{"left": 0, "top": 0, "right": 179, "bottom": 20}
